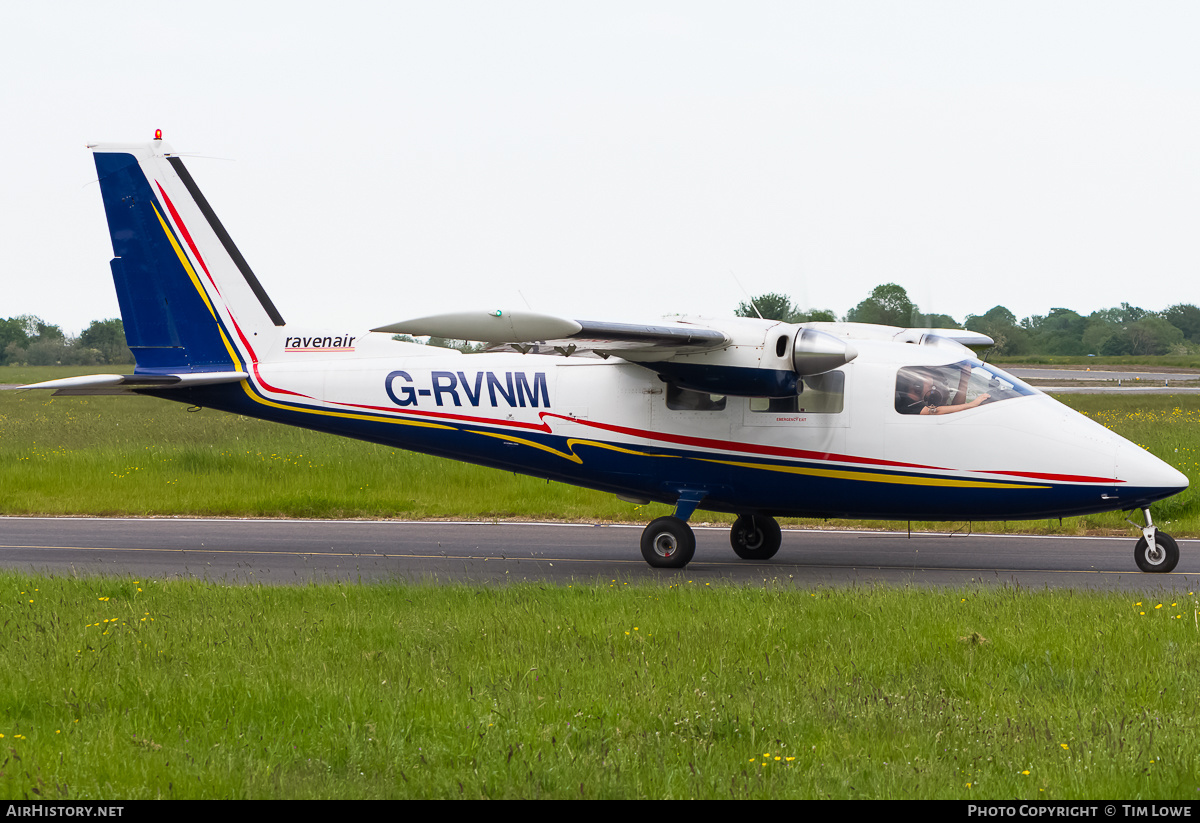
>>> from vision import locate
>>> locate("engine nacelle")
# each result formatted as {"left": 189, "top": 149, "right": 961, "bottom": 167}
{"left": 648, "top": 325, "right": 859, "bottom": 398}
{"left": 792, "top": 327, "right": 858, "bottom": 376}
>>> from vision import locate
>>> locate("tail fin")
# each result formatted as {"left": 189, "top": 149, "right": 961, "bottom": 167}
{"left": 90, "top": 136, "right": 285, "bottom": 373}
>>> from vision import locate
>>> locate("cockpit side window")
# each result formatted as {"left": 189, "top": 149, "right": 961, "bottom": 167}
{"left": 895, "top": 360, "right": 1036, "bottom": 415}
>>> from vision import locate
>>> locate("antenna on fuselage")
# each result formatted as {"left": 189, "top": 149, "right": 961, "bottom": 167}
{"left": 730, "top": 271, "right": 764, "bottom": 319}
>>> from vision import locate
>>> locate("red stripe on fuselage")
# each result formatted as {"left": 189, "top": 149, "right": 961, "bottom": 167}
{"left": 538, "top": 412, "right": 939, "bottom": 471}
{"left": 975, "top": 469, "right": 1124, "bottom": 484}
{"left": 549, "top": 415, "right": 1120, "bottom": 483}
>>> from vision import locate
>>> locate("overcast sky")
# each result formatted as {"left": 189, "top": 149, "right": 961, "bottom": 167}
{"left": 2, "top": 1, "right": 1198, "bottom": 335}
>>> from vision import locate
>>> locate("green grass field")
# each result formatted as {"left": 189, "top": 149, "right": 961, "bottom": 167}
{"left": 2, "top": 574, "right": 1198, "bottom": 799}
{"left": 5, "top": 367, "right": 1200, "bottom": 799}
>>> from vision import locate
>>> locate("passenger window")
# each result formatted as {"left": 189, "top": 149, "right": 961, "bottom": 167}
{"left": 799, "top": 372, "right": 844, "bottom": 413}
{"left": 749, "top": 371, "right": 844, "bottom": 414}
{"left": 666, "top": 384, "right": 727, "bottom": 411}
{"left": 750, "top": 396, "right": 799, "bottom": 413}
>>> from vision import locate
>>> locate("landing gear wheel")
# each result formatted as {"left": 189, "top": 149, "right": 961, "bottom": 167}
{"left": 730, "top": 514, "right": 782, "bottom": 560}
{"left": 1134, "top": 532, "right": 1179, "bottom": 574}
{"left": 640, "top": 516, "right": 696, "bottom": 569}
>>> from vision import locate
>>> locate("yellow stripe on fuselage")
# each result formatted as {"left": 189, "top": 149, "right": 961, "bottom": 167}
{"left": 235, "top": 386, "right": 458, "bottom": 431}
{"left": 474, "top": 431, "right": 583, "bottom": 463}
{"left": 565, "top": 439, "right": 669, "bottom": 459}
{"left": 697, "top": 458, "right": 1049, "bottom": 489}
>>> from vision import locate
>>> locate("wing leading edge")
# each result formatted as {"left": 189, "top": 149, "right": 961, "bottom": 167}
{"left": 373, "top": 310, "right": 729, "bottom": 359}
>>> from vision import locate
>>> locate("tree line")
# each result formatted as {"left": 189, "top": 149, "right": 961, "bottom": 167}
{"left": 737, "top": 284, "right": 1200, "bottom": 357}
{"left": 0, "top": 316, "right": 133, "bottom": 366}
{"left": 7, "top": 283, "right": 1200, "bottom": 364}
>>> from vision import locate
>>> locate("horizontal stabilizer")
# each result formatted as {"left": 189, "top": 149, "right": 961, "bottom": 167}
{"left": 16, "top": 371, "right": 248, "bottom": 396}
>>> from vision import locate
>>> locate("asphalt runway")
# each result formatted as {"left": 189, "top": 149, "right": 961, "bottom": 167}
{"left": 1, "top": 517, "right": 1197, "bottom": 591}
{"left": 1009, "top": 368, "right": 1199, "bottom": 382}
{"left": 1007, "top": 367, "right": 1200, "bottom": 393}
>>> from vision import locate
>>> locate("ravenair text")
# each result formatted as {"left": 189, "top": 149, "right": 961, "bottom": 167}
{"left": 385, "top": 370, "right": 550, "bottom": 409}
{"left": 284, "top": 335, "right": 357, "bottom": 351}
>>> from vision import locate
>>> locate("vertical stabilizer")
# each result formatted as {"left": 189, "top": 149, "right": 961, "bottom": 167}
{"left": 90, "top": 137, "right": 285, "bottom": 372}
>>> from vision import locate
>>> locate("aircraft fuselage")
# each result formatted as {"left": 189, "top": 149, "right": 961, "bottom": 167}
{"left": 161, "top": 338, "right": 1183, "bottom": 524}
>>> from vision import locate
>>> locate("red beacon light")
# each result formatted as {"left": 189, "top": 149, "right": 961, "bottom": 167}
{"left": 154, "top": 129, "right": 162, "bottom": 140}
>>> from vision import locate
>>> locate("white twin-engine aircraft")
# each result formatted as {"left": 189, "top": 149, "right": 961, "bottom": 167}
{"left": 22, "top": 135, "right": 1189, "bottom": 571}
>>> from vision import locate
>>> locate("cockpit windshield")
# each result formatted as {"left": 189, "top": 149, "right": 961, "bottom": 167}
{"left": 895, "top": 359, "right": 1037, "bottom": 415}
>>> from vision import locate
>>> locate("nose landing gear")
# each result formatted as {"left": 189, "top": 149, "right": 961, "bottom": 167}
{"left": 1129, "top": 507, "right": 1180, "bottom": 573}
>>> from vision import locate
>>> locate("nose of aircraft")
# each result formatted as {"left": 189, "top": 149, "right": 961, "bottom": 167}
{"left": 1115, "top": 437, "right": 1189, "bottom": 505}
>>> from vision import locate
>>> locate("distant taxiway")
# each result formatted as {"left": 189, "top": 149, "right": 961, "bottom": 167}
{"left": 1009, "top": 367, "right": 1200, "bottom": 392}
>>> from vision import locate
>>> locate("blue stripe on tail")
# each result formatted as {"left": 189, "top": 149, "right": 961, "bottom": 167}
{"left": 94, "top": 152, "right": 235, "bottom": 373}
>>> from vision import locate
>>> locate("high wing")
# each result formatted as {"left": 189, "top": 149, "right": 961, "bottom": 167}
{"left": 373, "top": 311, "right": 995, "bottom": 398}
{"left": 374, "top": 310, "right": 863, "bottom": 397}
{"left": 372, "top": 311, "right": 729, "bottom": 359}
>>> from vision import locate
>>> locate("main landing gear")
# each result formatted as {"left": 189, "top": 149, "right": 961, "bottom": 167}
{"left": 730, "top": 514, "right": 782, "bottom": 560}
{"left": 640, "top": 490, "right": 705, "bottom": 568}
{"left": 638, "top": 490, "right": 784, "bottom": 568}
{"left": 1129, "top": 507, "right": 1179, "bottom": 574}
{"left": 640, "top": 516, "right": 696, "bottom": 568}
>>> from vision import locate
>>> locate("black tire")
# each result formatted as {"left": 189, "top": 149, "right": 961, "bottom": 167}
{"left": 640, "top": 516, "right": 696, "bottom": 568}
{"left": 1134, "top": 532, "right": 1179, "bottom": 573}
{"left": 729, "top": 514, "right": 782, "bottom": 560}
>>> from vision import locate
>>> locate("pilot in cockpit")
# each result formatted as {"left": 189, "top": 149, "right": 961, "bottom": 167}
{"left": 896, "top": 367, "right": 990, "bottom": 415}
